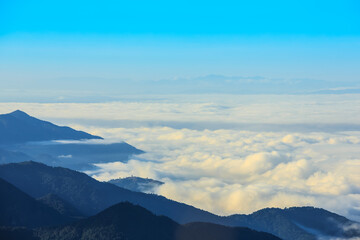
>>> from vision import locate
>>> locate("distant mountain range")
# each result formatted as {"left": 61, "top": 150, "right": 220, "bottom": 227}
{"left": 0, "top": 177, "right": 279, "bottom": 240}
{"left": 0, "top": 110, "right": 102, "bottom": 144}
{"left": 1, "top": 110, "right": 359, "bottom": 240}
{"left": 226, "top": 207, "right": 360, "bottom": 240}
{"left": 108, "top": 176, "right": 164, "bottom": 192}
{"left": 0, "top": 110, "right": 143, "bottom": 170}
{"left": 0, "top": 161, "right": 217, "bottom": 220}
{"left": 0, "top": 176, "right": 280, "bottom": 240}
{"left": 1, "top": 161, "right": 359, "bottom": 240}
{"left": 37, "top": 202, "right": 281, "bottom": 240}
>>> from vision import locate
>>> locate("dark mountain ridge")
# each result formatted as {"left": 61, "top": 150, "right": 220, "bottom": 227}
{"left": 0, "top": 176, "right": 280, "bottom": 240}
{"left": 36, "top": 202, "right": 281, "bottom": 240}
{"left": 1, "top": 161, "right": 359, "bottom": 240}
{"left": 0, "top": 177, "right": 72, "bottom": 228}
{"left": 0, "top": 161, "right": 219, "bottom": 221}
{"left": 226, "top": 207, "right": 360, "bottom": 240}
{"left": 0, "top": 110, "right": 143, "bottom": 170}
{"left": 0, "top": 110, "right": 102, "bottom": 144}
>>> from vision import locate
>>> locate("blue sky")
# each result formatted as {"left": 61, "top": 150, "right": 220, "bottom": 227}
{"left": 1, "top": 1, "right": 360, "bottom": 220}
{"left": 1, "top": 0, "right": 360, "bottom": 36}
{"left": 1, "top": 0, "right": 360, "bottom": 101}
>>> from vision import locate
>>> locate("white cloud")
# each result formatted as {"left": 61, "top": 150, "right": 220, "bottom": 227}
{"left": 85, "top": 126, "right": 360, "bottom": 221}
{"left": 58, "top": 154, "right": 73, "bottom": 159}
{"left": 1, "top": 96, "right": 360, "bottom": 221}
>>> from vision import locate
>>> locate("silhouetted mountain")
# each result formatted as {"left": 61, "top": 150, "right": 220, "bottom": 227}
{"left": 283, "top": 207, "right": 360, "bottom": 238}
{"left": 1, "top": 161, "right": 359, "bottom": 240}
{"left": 0, "top": 110, "right": 143, "bottom": 170}
{"left": 37, "top": 194, "right": 85, "bottom": 220}
{"left": 178, "top": 222, "right": 280, "bottom": 240}
{"left": 0, "top": 110, "right": 102, "bottom": 144}
{"left": 227, "top": 207, "right": 360, "bottom": 240}
{"left": 36, "top": 202, "right": 280, "bottom": 240}
{"left": 0, "top": 161, "right": 220, "bottom": 222}
{"left": 0, "top": 177, "right": 71, "bottom": 228}
{"left": 108, "top": 176, "right": 164, "bottom": 192}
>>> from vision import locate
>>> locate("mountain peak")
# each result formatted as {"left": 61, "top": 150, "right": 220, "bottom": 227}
{"left": 0, "top": 110, "right": 103, "bottom": 144}
{"left": 6, "top": 110, "right": 32, "bottom": 120}
{"left": 9, "top": 110, "right": 30, "bottom": 117}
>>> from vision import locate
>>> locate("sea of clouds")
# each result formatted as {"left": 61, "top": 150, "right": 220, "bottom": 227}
{"left": 1, "top": 94, "right": 360, "bottom": 221}
{"left": 85, "top": 127, "right": 360, "bottom": 221}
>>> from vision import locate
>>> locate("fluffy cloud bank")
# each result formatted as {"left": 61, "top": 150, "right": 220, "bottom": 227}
{"left": 1, "top": 95, "right": 360, "bottom": 221}
{"left": 85, "top": 127, "right": 360, "bottom": 221}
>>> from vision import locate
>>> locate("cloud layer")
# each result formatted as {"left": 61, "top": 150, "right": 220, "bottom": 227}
{"left": 1, "top": 94, "right": 360, "bottom": 125}
{"left": 1, "top": 96, "right": 360, "bottom": 221}
{"left": 85, "top": 127, "right": 360, "bottom": 221}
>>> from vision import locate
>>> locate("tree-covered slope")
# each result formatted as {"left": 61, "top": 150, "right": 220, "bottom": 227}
{"left": 1, "top": 161, "right": 359, "bottom": 240}
{"left": 36, "top": 202, "right": 281, "bottom": 240}
{"left": 0, "top": 177, "right": 71, "bottom": 228}
{"left": 0, "top": 161, "right": 221, "bottom": 223}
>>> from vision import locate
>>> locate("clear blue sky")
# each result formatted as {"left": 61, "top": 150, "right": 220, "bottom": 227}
{"left": 1, "top": 0, "right": 360, "bottom": 36}
{"left": 0, "top": 0, "right": 360, "bottom": 100}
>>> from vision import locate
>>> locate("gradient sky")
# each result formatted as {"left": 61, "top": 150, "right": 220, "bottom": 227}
{"left": 1, "top": 0, "right": 360, "bottom": 100}
{"left": 1, "top": 1, "right": 360, "bottom": 220}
